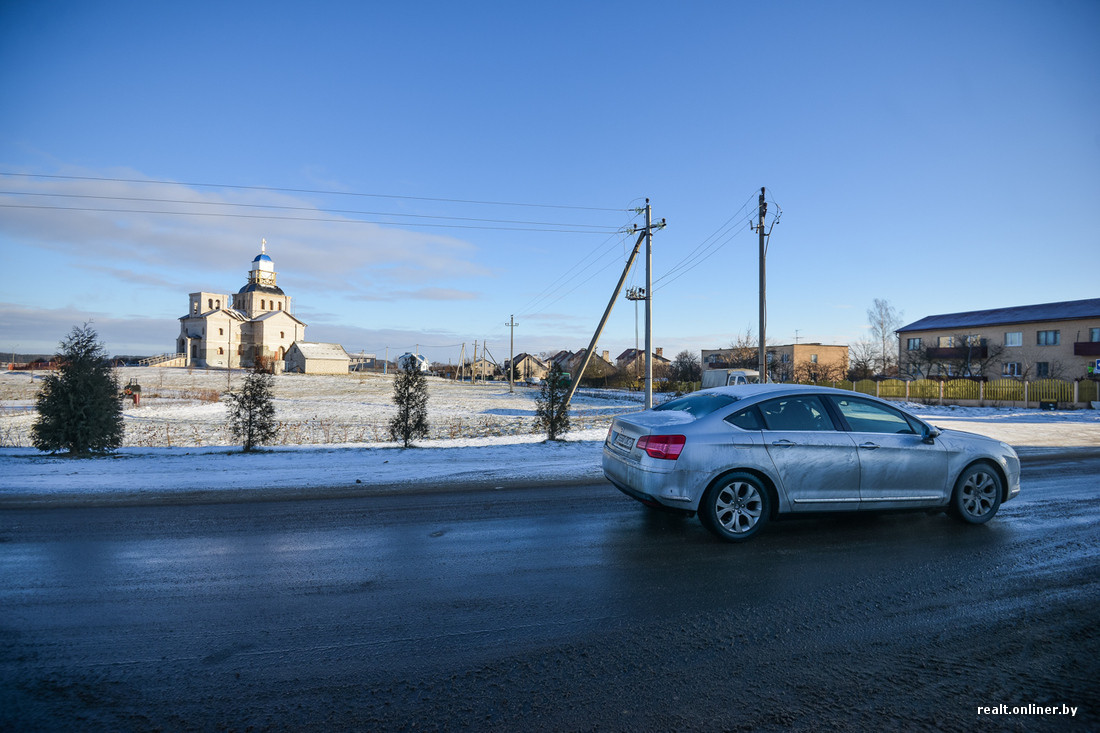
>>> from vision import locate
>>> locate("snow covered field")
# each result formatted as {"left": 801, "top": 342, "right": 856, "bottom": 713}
{"left": 0, "top": 367, "right": 639, "bottom": 448}
{"left": 1, "top": 367, "right": 1098, "bottom": 504}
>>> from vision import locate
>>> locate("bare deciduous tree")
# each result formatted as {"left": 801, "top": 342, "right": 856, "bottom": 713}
{"left": 867, "top": 299, "right": 904, "bottom": 375}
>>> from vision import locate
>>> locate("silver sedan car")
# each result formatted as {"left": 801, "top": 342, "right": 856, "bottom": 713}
{"left": 602, "top": 384, "right": 1020, "bottom": 542}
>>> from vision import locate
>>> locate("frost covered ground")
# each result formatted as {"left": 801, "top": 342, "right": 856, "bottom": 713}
{"left": 1, "top": 367, "right": 1098, "bottom": 504}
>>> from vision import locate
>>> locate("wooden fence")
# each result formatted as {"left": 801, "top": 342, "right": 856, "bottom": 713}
{"left": 804, "top": 377, "right": 1098, "bottom": 407}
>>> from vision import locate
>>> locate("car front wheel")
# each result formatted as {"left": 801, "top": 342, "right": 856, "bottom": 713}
{"left": 700, "top": 472, "right": 770, "bottom": 542}
{"left": 951, "top": 463, "right": 1003, "bottom": 524}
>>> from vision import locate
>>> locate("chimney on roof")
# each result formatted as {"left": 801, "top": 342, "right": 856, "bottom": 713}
{"left": 655, "top": 347, "right": 663, "bottom": 357}
{"left": 602, "top": 350, "right": 609, "bottom": 361}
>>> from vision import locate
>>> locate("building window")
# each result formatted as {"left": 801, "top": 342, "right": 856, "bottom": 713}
{"left": 907, "top": 338, "right": 921, "bottom": 351}
{"left": 278, "top": 302, "right": 283, "bottom": 310}
{"left": 1036, "top": 362, "right": 1050, "bottom": 378}
{"left": 192, "top": 302, "right": 199, "bottom": 314}
{"left": 1004, "top": 332, "right": 1022, "bottom": 347}
{"left": 208, "top": 298, "right": 213, "bottom": 309}
{"left": 218, "top": 347, "right": 224, "bottom": 355}
{"left": 261, "top": 299, "right": 266, "bottom": 309}
{"left": 280, "top": 331, "right": 285, "bottom": 339}
{"left": 215, "top": 300, "right": 220, "bottom": 309}
{"left": 1002, "top": 362, "right": 1021, "bottom": 377}
{"left": 219, "top": 328, "right": 224, "bottom": 336}
{"left": 1037, "top": 330, "right": 1060, "bottom": 346}
{"left": 938, "top": 336, "right": 955, "bottom": 347}
{"left": 1091, "top": 328, "right": 1100, "bottom": 342}
{"left": 810, "top": 354, "right": 818, "bottom": 364}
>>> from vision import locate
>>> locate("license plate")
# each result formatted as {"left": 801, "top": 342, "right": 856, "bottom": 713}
{"left": 614, "top": 432, "right": 635, "bottom": 450}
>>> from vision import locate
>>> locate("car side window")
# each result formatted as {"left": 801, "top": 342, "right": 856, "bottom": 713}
{"left": 724, "top": 406, "right": 763, "bottom": 430}
{"left": 758, "top": 395, "right": 837, "bottom": 432}
{"left": 832, "top": 396, "right": 917, "bottom": 434}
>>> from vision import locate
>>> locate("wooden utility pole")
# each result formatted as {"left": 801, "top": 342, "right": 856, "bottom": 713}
{"left": 506, "top": 315, "right": 518, "bottom": 393}
{"left": 757, "top": 187, "right": 767, "bottom": 381}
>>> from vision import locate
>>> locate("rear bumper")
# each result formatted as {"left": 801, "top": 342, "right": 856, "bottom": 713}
{"left": 602, "top": 445, "right": 698, "bottom": 512}
{"left": 605, "top": 474, "right": 696, "bottom": 516}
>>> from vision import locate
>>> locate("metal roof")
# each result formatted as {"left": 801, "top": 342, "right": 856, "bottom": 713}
{"left": 897, "top": 298, "right": 1100, "bottom": 333}
{"left": 289, "top": 342, "right": 349, "bottom": 360}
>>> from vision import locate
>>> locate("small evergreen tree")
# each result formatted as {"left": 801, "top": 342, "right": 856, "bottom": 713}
{"left": 228, "top": 365, "right": 278, "bottom": 452}
{"left": 32, "top": 324, "right": 124, "bottom": 455}
{"left": 535, "top": 362, "right": 571, "bottom": 440}
{"left": 390, "top": 358, "right": 429, "bottom": 448}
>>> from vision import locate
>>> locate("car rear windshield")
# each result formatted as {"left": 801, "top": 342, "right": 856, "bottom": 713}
{"left": 653, "top": 393, "right": 738, "bottom": 417}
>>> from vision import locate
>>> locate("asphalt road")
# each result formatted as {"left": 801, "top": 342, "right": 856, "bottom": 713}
{"left": 1, "top": 449, "right": 1098, "bottom": 732}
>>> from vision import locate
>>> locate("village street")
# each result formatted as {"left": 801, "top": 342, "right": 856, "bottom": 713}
{"left": 1, "top": 448, "right": 1097, "bottom": 731}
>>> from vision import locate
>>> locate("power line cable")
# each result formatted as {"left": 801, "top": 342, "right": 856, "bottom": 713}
{"left": 514, "top": 210, "right": 641, "bottom": 316}
{"left": 0, "top": 202, "right": 619, "bottom": 234}
{"left": 0, "top": 190, "right": 621, "bottom": 231}
{"left": 0, "top": 171, "right": 628, "bottom": 212}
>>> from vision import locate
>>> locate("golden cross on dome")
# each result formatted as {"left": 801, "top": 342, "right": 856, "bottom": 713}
{"left": 261, "top": 238, "right": 267, "bottom": 254}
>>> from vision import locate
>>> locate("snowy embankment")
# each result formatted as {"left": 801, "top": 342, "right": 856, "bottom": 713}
{"left": 1, "top": 368, "right": 1098, "bottom": 506}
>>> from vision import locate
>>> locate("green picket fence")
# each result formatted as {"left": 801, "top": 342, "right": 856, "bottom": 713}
{"left": 1081, "top": 380, "right": 1099, "bottom": 403}
{"left": 985, "top": 379, "right": 1025, "bottom": 402}
{"left": 944, "top": 379, "right": 981, "bottom": 401}
{"left": 877, "top": 379, "right": 908, "bottom": 399}
{"left": 1030, "top": 379, "right": 1074, "bottom": 402}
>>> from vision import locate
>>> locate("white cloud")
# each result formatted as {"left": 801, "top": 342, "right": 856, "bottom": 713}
{"left": 0, "top": 167, "right": 491, "bottom": 294}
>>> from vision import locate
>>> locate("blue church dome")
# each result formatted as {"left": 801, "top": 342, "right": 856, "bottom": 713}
{"left": 253, "top": 254, "right": 272, "bottom": 263}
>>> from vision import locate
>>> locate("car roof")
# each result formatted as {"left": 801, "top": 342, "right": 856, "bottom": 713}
{"left": 695, "top": 383, "right": 854, "bottom": 399}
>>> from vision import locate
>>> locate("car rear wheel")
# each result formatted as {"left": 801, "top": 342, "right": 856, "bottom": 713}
{"left": 700, "top": 472, "right": 770, "bottom": 542}
{"left": 951, "top": 462, "right": 1002, "bottom": 524}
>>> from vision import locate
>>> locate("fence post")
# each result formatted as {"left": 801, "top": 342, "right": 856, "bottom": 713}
{"left": 1024, "top": 381, "right": 1029, "bottom": 407}
{"left": 905, "top": 381, "right": 910, "bottom": 400}
{"left": 979, "top": 380, "right": 984, "bottom": 406}
{"left": 875, "top": 381, "right": 880, "bottom": 398}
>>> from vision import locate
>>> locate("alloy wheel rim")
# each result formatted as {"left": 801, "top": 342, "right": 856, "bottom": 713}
{"left": 715, "top": 481, "right": 763, "bottom": 533}
{"left": 961, "top": 471, "right": 997, "bottom": 516}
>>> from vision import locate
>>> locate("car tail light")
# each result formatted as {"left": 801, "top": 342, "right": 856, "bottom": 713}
{"left": 636, "top": 434, "right": 686, "bottom": 460}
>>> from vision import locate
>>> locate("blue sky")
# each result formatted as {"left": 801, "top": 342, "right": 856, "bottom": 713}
{"left": 1, "top": 0, "right": 1097, "bottom": 364}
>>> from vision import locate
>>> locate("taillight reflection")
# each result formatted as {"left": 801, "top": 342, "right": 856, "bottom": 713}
{"left": 636, "top": 434, "right": 686, "bottom": 460}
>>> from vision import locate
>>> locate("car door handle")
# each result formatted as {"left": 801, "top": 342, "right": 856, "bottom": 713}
{"left": 859, "top": 442, "right": 880, "bottom": 450}
{"left": 771, "top": 440, "right": 797, "bottom": 447}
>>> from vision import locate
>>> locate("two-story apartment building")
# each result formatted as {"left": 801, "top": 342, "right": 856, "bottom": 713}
{"left": 897, "top": 298, "right": 1100, "bottom": 379}
{"left": 701, "top": 343, "right": 849, "bottom": 382}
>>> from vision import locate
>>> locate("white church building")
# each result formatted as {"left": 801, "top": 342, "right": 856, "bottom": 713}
{"left": 177, "top": 241, "right": 307, "bottom": 370}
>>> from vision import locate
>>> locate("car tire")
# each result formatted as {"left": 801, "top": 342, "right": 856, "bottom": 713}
{"left": 700, "top": 472, "right": 770, "bottom": 542}
{"left": 951, "top": 462, "right": 1002, "bottom": 525}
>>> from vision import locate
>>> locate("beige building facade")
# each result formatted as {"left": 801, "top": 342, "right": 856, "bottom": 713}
{"left": 702, "top": 343, "right": 849, "bottom": 382}
{"left": 897, "top": 298, "right": 1100, "bottom": 380}
{"left": 178, "top": 242, "right": 307, "bottom": 369}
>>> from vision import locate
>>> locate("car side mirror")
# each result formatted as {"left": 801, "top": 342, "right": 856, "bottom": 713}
{"left": 922, "top": 426, "right": 942, "bottom": 445}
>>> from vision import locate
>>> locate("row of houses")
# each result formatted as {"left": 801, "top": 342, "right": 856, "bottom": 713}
{"left": 504, "top": 347, "right": 672, "bottom": 383}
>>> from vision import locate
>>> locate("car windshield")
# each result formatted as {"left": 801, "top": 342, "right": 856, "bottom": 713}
{"left": 653, "top": 393, "right": 738, "bottom": 417}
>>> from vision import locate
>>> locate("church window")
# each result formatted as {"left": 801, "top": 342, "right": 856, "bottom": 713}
{"left": 208, "top": 298, "right": 213, "bottom": 309}
{"left": 218, "top": 347, "right": 224, "bottom": 355}
{"left": 219, "top": 328, "right": 224, "bottom": 336}
{"left": 278, "top": 302, "right": 282, "bottom": 310}
{"left": 261, "top": 299, "right": 266, "bottom": 309}
{"left": 280, "top": 331, "right": 285, "bottom": 339}
{"left": 215, "top": 300, "right": 220, "bottom": 309}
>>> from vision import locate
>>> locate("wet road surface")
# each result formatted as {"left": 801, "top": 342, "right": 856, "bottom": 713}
{"left": 1, "top": 449, "right": 1098, "bottom": 731}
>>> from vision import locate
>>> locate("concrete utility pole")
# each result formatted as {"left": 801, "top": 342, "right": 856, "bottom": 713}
{"left": 644, "top": 200, "right": 654, "bottom": 410}
{"left": 757, "top": 187, "right": 767, "bottom": 382}
{"left": 506, "top": 315, "right": 518, "bottom": 393}
{"left": 564, "top": 203, "right": 664, "bottom": 410}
